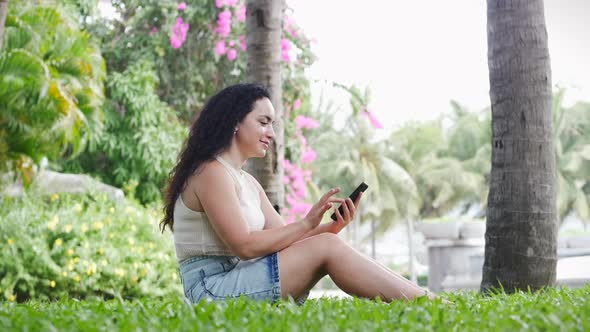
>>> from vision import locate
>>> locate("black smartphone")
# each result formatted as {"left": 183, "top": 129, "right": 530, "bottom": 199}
{"left": 330, "top": 182, "right": 369, "bottom": 221}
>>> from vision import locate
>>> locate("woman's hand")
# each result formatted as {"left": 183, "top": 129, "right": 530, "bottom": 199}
{"left": 302, "top": 188, "right": 343, "bottom": 230}
{"left": 328, "top": 191, "right": 363, "bottom": 234}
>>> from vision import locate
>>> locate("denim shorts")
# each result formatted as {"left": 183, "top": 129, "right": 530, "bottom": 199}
{"left": 179, "top": 253, "right": 282, "bottom": 303}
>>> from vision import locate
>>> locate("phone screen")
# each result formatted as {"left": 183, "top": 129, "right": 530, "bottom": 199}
{"left": 330, "top": 182, "right": 369, "bottom": 221}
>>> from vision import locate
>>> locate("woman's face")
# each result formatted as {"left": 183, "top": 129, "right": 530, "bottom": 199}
{"left": 235, "top": 97, "right": 276, "bottom": 158}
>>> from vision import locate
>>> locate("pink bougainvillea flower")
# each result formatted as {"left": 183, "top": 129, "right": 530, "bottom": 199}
{"left": 226, "top": 0, "right": 239, "bottom": 7}
{"left": 169, "top": 17, "right": 190, "bottom": 48}
{"left": 281, "top": 38, "right": 291, "bottom": 51}
{"left": 177, "top": 2, "right": 187, "bottom": 11}
{"left": 215, "top": 10, "right": 232, "bottom": 37}
{"left": 227, "top": 49, "right": 237, "bottom": 60}
{"left": 295, "top": 115, "right": 319, "bottom": 129}
{"left": 302, "top": 148, "right": 317, "bottom": 164}
{"left": 236, "top": 5, "right": 246, "bottom": 22}
{"left": 215, "top": 40, "right": 227, "bottom": 55}
{"left": 282, "top": 52, "right": 291, "bottom": 62}
{"left": 363, "top": 111, "right": 384, "bottom": 129}
{"left": 239, "top": 34, "right": 247, "bottom": 51}
{"left": 215, "top": 0, "right": 224, "bottom": 8}
{"left": 293, "top": 98, "right": 302, "bottom": 110}
{"left": 170, "top": 35, "right": 183, "bottom": 48}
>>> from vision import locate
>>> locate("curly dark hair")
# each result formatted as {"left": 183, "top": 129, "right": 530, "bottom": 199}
{"left": 160, "top": 83, "right": 271, "bottom": 232}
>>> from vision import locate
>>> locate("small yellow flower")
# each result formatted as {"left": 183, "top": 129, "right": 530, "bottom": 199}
{"left": 137, "top": 246, "right": 144, "bottom": 254}
{"left": 171, "top": 273, "right": 177, "bottom": 281}
{"left": 131, "top": 225, "right": 137, "bottom": 232}
{"left": 81, "top": 224, "right": 88, "bottom": 233}
{"left": 73, "top": 203, "right": 83, "bottom": 213}
{"left": 92, "top": 221, "right": 104, "bottom": 230}
{"left": 108, "top": 233, "right": 114, "bottom": 239}
{"left": 50, "top": 193, "right": 60, "bottom": 202}
{"left": 47, "top": 215, "right": 59, "bottom": 230}
{"left": 73, "top": 274, "right": 81, "bottom": 282}
{"left": 140, "top": 269, "right": 147, "bottom": 277}
{"left": 115, "top": 268, "right": 126, "bottom": 277}
{"left": 86, "top": 268, "right": 93, "bottom": 276}
{"left": 66, "top": 249, "right": 74, "bottom": 256}
{"left": 7, "top": 238, "right": 14, "bottom": 246}
{"left": 98, "top": 248, "right": 104, "bottom": 255}
{"left": 8, "top": 294, "right": 16, "bottom": 302}
{"left": 133, "top": 262, "right": 139, "bottom": 268}
{"left": 64, "top": 224, "right": 73, "bottom": 233}
{"left": 50, "top": 280, "right": 56, "bottom": 288}
{"left": 148, "top": 242, "right": 154, "bottom": 249}
{"left": 62, "top": 271, "right": 68, "bottom": 277}
{"left": 128, "top": 238, "right": 135, "bottom": 245}
{"left": 131, "top": 276, "right": 139, "bottom": 283}
{"left": 106, "top": 217, "right": 112, "bottom": 225}
{"left": 100, "top": 259, "right": 108, "bottom": 266}
{"left": 54, "top": 238, "right": 63, "bottom": 247}
{"left": 109, "top": 207, "right": 115, "bottom": 213}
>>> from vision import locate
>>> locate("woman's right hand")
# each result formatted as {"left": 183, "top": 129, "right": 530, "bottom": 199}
{"left": 302, "top": 188, "right": 344, "bottom": 230}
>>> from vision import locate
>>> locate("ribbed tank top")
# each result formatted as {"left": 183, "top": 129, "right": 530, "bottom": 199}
{"left": 172, "top": 156, "right": 265, "bottom": 262}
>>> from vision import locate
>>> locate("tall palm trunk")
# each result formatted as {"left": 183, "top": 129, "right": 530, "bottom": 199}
{"left": 0, "top": 0, "right": 9, "bottom": 51}
{"left": 245, "top": 0, "right": 284, "bottom": 213}
{"left": 481, "top": 0, "right": 557, "bottom": 293}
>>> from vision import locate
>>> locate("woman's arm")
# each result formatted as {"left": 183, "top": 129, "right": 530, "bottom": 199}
{"left": 194, "top": 163, "right": 335, "bottom": 260}
{"left": 248, "top": 173, "right": 356, "bottom": 241}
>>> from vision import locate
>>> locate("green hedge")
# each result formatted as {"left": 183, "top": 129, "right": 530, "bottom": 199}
{"left": 0, "top": 192, "right": 181, "bottom": 302}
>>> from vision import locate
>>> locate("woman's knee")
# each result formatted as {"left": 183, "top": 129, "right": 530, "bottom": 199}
{"left": 308, "top": 233, "right": 347, "bottom": 256}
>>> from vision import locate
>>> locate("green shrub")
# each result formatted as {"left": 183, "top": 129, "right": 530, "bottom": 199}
{"left": 0, "top": 192, "right": 181, "bottom": 302}
{"left": 58, "top": 61, "right": 187, "bottom": 204}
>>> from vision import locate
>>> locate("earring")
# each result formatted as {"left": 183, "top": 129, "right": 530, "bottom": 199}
{"left": 234, "top": 128, "right": 238, "bottom": 135}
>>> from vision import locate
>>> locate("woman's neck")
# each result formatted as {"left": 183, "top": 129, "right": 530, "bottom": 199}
{"left": 218, "top": 150, "right": 246, "bottom": 171}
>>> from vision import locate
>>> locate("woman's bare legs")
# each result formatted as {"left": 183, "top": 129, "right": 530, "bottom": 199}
{"left": 278, "top": 233, "right": 432, "bottom": 302}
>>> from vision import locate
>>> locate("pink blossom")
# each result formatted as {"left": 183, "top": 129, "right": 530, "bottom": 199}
{"left": 149, "top": 27, "right": 158, "bottom": 36}
{"left": 301, "top": 148, "right": 317, "bottom": 164}
{"left": 236, "top": 5, "right": 246, "bottom": 22}
{"left": 293, "top": 98, "right": 301, "bottom": 110}
{"left": 281, "top": 38, "right": 291, "bottom": 51}
{"left": 215, "top": 10, "right": 232, "bottom": 37}
{"left": 282, "top": 52, "right": 291, "bottom": 62}
{"left": 295, "top": 115, "right": 319, "bottom": 130}
{"left": 170, "top": 36, "right": 182, "bottom": 48}
{"left": 281, "top": 38, "right": 291, "bottom": 62}
{"left": 363, "top": 111, "right": 384, "bottom": 129}
{"left": 170, "top": 17, "right": 190, "bottom": 48}
{"left": 215, "top": 0, "right": 224, "bottom": 8}
{"left": 177, "top": 2, "right": 187, "bottom": 11}
{"left": 283, "top": 176, "right": 290, "bottom": 184}
{"left": 239, "top": 35, "right": 247, "bottom": 51}
{"left": 227, "top": 49, "right": 237, "bottom": 60}
{"left": 226, "top": 0, "right": 238, "bottom": 6}
{"left": 215, "top": 40, "right": 227, "bottom": 55}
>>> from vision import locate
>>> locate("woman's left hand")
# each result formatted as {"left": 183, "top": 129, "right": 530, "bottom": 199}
{"left": 328, "top": 191, "right": 363, "bottom": 234}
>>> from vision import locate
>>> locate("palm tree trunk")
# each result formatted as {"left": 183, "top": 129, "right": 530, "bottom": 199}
{"left": 0, "top": 0, "right": 9, "bottom": 52}
{"left": 481, "top": 0, "right": 557, "bottom": 293}
{"left": 245, "top": 0, "right": 285, "bottom": 213}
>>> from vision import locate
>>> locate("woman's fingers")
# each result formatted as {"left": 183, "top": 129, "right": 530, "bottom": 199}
{"left": 320, "top": 188, "right": 340, "bottom": 204}
{"left": 354, "top": 191, "right": 363, "bottom": 206}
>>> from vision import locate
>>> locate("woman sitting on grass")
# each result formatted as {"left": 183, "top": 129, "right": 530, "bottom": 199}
{"left": 161, "top": 83, "right": 434, "bottom": 304}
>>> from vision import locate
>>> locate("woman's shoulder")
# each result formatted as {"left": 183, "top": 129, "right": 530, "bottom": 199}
{"left": 188, "top": 159, "right": 232, "bottom": 188}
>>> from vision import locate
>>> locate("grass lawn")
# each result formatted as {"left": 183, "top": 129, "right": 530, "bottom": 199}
{"left": 1, "top": 286, "right": 589, "bottom": 331}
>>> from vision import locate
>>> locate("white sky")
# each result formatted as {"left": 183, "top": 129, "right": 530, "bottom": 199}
{"left": 289, "top": 0, "right": 590, "bottom": 133}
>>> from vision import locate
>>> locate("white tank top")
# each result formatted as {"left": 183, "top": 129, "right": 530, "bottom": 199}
{"left": 172, "top": 156, "right": 266, "bottom": 262}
